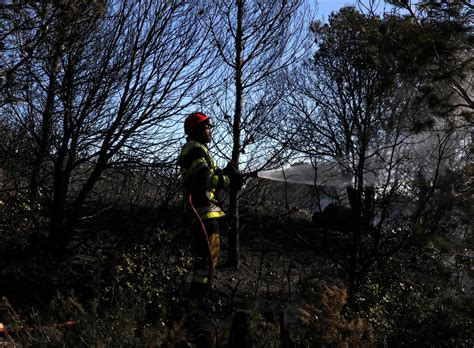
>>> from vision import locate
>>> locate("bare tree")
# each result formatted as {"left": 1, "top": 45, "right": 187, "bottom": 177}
{"left": 201, "top": 0, "right": 311, "bottom": 267}
{"left": 1, "top": 0, "right": 217, "bottom": 249}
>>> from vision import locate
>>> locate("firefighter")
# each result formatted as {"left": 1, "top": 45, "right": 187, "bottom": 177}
{"left": 178, "top": 112, "right": 242, "bottom": 304}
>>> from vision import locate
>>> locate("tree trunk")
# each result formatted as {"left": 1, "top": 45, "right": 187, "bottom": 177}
{"left": 47, "top": 167, "right": 71, "bottom": 249}
{"left": 29, "top": 51, "right": 60, "bottom": 202}
{"left": 66, "top": 156, "right": 108, "bottom": 238}
{"left": 47, "top": 56, "right": 75, "bottom": 249}
{"left": 347, "top": 185, "right": 361, "bottom": 305}
{"left": 348, "top": 130, "right": 368, "bottom": 305}
{"left": 228, "top": 0, "right": 244, "bottom": 268}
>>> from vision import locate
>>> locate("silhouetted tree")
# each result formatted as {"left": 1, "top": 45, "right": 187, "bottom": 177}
{"left": 1, "top": 0, "right": 217, "bottom": 249}
{"left": 202, "top": 0, "right": 311, "bottom": 267}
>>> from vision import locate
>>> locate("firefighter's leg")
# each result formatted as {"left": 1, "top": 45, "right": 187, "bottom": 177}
{"left": 190, "top": 220, "right": 210, "bottom": 301}
{"left": 189, "top": 219, "right": 219, "bottom": 302}
{"left": 204, "top": 218, "right": 220, "bottom": 272}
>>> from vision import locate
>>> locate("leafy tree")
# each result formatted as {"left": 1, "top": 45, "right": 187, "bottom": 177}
{"left": 383, "top": 0, "right": 473, "bottom": 118}
{"left": 279, "top": 6, "right": 471, "bottom": 301}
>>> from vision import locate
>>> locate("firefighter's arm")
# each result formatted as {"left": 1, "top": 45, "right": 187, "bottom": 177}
{"left": 212, "top": 168, "right": 230, "bottom": 189}
{"left": 223, "top": 161, "right": 244, "bottom": 190}
{"left": 186, "top": 147, "right": 229, "bottom": 190}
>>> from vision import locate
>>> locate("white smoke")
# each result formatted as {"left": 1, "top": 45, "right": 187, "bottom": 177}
{"left": 257, "top": 129, "right": 470, "bottom": 189}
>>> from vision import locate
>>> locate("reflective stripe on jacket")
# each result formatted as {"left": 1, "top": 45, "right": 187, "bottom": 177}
{"left": 179, "top": 140, "right": 230, "bottom": 220}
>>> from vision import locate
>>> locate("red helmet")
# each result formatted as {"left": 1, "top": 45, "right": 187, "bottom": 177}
{"left": 184, "top": 112, "right": 212, "bottom": 135}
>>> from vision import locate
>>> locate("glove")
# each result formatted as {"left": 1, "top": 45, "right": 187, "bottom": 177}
{"left": 223, "top": 161, "right": 244, "bottom": 190}
{"left": 243, "top": 171, "right": 258, "bottom": 178}
{"left": 224, "top": 161, "right": 239, "bottom": 176}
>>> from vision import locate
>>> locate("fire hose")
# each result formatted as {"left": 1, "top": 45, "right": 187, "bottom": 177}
{"left": 187, "top": 194, "right": 213, "bottom": 282}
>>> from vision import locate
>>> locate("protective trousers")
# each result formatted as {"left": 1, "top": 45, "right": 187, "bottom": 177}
{"left": 189, "top": 218, "right": 220, "bottom": 302}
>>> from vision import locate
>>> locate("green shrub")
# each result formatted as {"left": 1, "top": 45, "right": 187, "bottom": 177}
{"left": 0, "top": 226, "right": 195, "bottom": 347}
{"left": 0, "top": 193, "right": 44, "bottom": 249}
{"left": 356, "top": 271, "right": 473, "bottom": 347}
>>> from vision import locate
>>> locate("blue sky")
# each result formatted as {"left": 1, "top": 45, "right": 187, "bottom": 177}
{"left": 316, "top": 0, "right": 358, "bottom": 20}
{"left": 315, "top": 0, "right": 407, "bottom": 20}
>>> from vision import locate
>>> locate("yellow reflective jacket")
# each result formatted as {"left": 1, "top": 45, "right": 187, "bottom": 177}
{"left": 179, "top": 140, "right": 230, "bottom": 220}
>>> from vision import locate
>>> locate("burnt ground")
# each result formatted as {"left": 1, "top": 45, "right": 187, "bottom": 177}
{"left": 214, "top": 214, "right": 344, "bottom": 312}
{"left": 1, "top": 201, "right": 472, "bottom": 347}
{"left": 0, "top": 204, "right": 344, "bottom": 307}
{"left": 0, "top": 204, "right": 348, "bottom": 345}
{"left": 178, "top": 211, "right": 351, "bottom": 345}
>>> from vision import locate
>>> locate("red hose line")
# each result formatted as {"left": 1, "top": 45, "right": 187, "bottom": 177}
{"left": 187, "top": 194, "right": 213, "bottom": 280}
{"left": 0, "top": 320, "right": 77, "bottom": 334}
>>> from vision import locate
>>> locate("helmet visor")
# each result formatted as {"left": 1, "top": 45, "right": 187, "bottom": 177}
{"left": 203, "top": 117, "right": 214, "bottom": 128}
